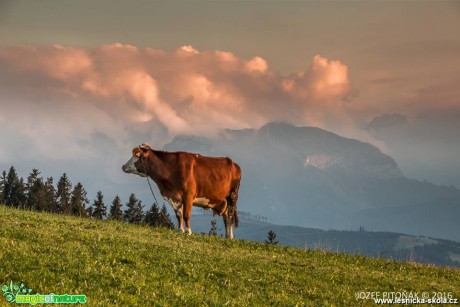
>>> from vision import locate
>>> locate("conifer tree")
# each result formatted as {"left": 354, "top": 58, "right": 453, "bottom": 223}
{"left": 3, "top": 167, "right": 15, "bottom": 205}
{"left": 159, "top": 204, "right": 174, "bottom": 229}
{"left": 92, "top": 191, "right": 107, "bottom": 220}
{"left": 71, "top": 182, "right": 89, "bottom": 217}
{"left": 4, "top": 166, "right": 26, "bottom": 207}
{"left": 265, "top": 230, "right": 279, "bottom": 245}
{"left": 33, "top": 178, "right": 47, "bottom": 211}
{"left": 26, "top": 169, "right": 40, "bottom": 193}
{"left": 26, "top": 169, "right": 47, "bottom": 211}
{"left": 108, "top": 195, "right": 123, "bottom": 220}
{"left": 56, "top": 173, "right": 72, "bottom": 214}
{"left": 209, "top": 217, "right": 218, "bottom": 236}
{"left": 145, "top": 203, "right": 174, "bottom": 228}
{"left": 0, "top": 170, "right": 7, "bottom": 203}
{"left": 145, "top": 202, "right": 161, "bottom": 227}
{"left": 124, "top": 193, "right": 145, "bottom": 224}
{"left": 44, "top": 177, "right": 56, "bottom": 212}
{"left": 17, "top": 177, "right": 27, "bottom": 208}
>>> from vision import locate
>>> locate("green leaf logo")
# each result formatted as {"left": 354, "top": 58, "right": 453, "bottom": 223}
{"left": 2, "top": 281, "right": 33, "bottom": 303}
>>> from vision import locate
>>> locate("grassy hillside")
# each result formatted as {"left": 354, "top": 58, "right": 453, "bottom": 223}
{"left": 191, "top": 214, "right": 460, "bottom": 267}
{"left": 1, "top": 205, "right": 459, "bottom": 306}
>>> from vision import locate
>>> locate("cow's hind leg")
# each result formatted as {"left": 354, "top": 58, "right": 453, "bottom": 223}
{"left": 222, "top": 183, "right": 240, "bottom": 239}
{"left": 175, "top": 207, "right": 185, "bottom": 233}
{"left": 222, "top": 211, "right": 234, "bottom": 239}
{"left": 183, "top": 196, "right": 193, "bottom": 235}
{"left": 227, "top": 182, "right": 240, "bottom": 228}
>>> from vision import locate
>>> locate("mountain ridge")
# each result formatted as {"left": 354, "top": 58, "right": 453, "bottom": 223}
{"left": 164, "top": 122, "right": 460, "bottom": 241}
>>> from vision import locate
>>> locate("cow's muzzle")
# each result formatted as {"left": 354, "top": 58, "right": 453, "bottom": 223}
{"left": 122, "top": 156, "right": 147, "bottom": 177}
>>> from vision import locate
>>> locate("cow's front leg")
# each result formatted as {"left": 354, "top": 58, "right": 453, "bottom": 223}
{"left": 163, "top": 196, "right": 185, "bottom": 233}
{"left": 175, "top": 207, "right": 185, "bottom": 233}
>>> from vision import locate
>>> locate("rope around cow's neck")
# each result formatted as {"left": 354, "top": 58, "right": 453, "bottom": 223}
{"left": 140, "top": 156, "right": 161, "bottom": 206}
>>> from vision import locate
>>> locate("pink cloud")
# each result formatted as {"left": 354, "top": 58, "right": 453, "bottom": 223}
{"left": 283, "top": 55, "right": 350, "bottom": 102}
{"left": 0, "top": 43, "right": 354, "bottom": 141}
{"left": 0, "top": 44, "right": 92, "bottom": 80}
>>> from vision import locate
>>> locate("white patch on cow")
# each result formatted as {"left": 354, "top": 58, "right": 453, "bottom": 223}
{"left": 228, "top": 225, "right": 233, "bottom": 239}
{"left": 225, "top": 214, "right": 234, "bottom": 239}
{"left": 187, "top": 228, "right": 192, "bottom": 235}
{"left": 122, "top": 156, "right": 147, "bottom": 177}
{"left": 193, "top": 197, "right": 211, "bottom": 208}
{"left": 163, "top": 197, "right": 183, "bottom": 211}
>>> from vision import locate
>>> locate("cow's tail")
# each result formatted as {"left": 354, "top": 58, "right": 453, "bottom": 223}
{"left": 227, "top": 161, "right": 241, "bottom": 228}
{"left": 229, "top": 182, "right": 240, "bottom": 228}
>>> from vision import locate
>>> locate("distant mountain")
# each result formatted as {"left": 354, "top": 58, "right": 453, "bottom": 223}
{"left": 164, "top": 122, "right": 460, "bottom": 241}
{"left": 189, "top": 213, "right": 460, "bottom": 268}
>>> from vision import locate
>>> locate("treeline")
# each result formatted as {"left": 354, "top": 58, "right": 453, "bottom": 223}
{"left": 238, "top": 211, "right": 269, "bottom": 222}
{"left": 0, "top": 166, "right": 174, "bottom": 228}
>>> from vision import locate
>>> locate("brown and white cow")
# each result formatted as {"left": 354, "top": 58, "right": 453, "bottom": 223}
{"left": 122, "top": 143, "right": 242, "bottom": 239}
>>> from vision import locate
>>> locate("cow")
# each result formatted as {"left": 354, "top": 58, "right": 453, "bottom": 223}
{"left": 122, "top": 143, "right": 242, "bottom": 239}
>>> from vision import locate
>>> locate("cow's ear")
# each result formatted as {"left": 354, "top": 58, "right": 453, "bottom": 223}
{"left": 134, "top": 143, "right": 151, "bottom": 158}
{"left": 133, "top": 147, "right": 145, "bottom": 158}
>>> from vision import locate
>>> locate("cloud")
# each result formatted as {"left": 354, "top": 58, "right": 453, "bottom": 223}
{"left": 283, "top": 55, "right": 350, "bottom": 101}
{"left": 0, "top": 44, "right": 354, "bottom": 137}
{"left": 0, "top": 44, "right": 92, "bottom": 80}
{"left": 0, "top": 43, "right": 349, "bottom": 204}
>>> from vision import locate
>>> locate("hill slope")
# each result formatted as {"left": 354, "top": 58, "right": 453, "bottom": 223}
{"left": 1, "top": 206, "right": 459, "bottom": 306}
{"left": 190, "top": 214, "right": 460, "bottom": 268}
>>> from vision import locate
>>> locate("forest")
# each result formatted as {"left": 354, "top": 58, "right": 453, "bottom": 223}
{"left": 0, "top": 166, "right": 174, "bottom": 228}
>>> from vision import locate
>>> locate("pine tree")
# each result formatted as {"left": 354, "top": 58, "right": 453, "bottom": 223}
{"left": 159, "top": 205, "right": 174, "bottom": 229}
{"left": 145, "top": 202, "right": 161, "bottom": 227}
{"left": 44, "top": 177, "right": 56, "bottom": 212}
{"left": 208, "top": 217, "right": 218, "bottom": 236}
{"left": 26, "top": 169, "right": 47, "bottom": 211}
{"left": 145, "top": 203, "right": 174, "bottom": 228}
{"left": 17, "top": 177, "right": 27, "bottom": 208}
{"left": 124, "top": 193, "right": 145, "bottom": 224}
{"left": 26, "top": 169, "right": 40, "bottom": 196}
{"left": 3, "top": 167, "right": 15, "bottom": 206}
{"left": 71, "top": 182, "right": 89, "bottom": 217}
{"left": 56, "top": 173, "right": 72, "bottom": 214}
{"left": 34, "top": 178, "right": 47, "bottom": 211}
{"left": 108, "top": 195, "right": 124, "bottom": 220}
{"left": 91, "top": 191, "right": 107, "bottom": 220}
{"left": 265, "top": 230, "right": 278, "bottom": 245}
{"left": 4, "top": 166, "right": 26, "bottom": 207}
{"left": 0, "top": 170, "right": 7, "bottom": 203}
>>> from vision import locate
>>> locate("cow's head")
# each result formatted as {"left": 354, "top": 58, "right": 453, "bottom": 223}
{"left": 121, "top": 143, "right": 151, "bottom": 177}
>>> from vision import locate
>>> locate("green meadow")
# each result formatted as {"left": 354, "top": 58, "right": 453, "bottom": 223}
{"left": 1, "top": 205, "right": 459, "bottom": 306}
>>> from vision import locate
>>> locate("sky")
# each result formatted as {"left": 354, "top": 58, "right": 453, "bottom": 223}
{"left": 1, "top": 0, "right": 460, "bottom": 203}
